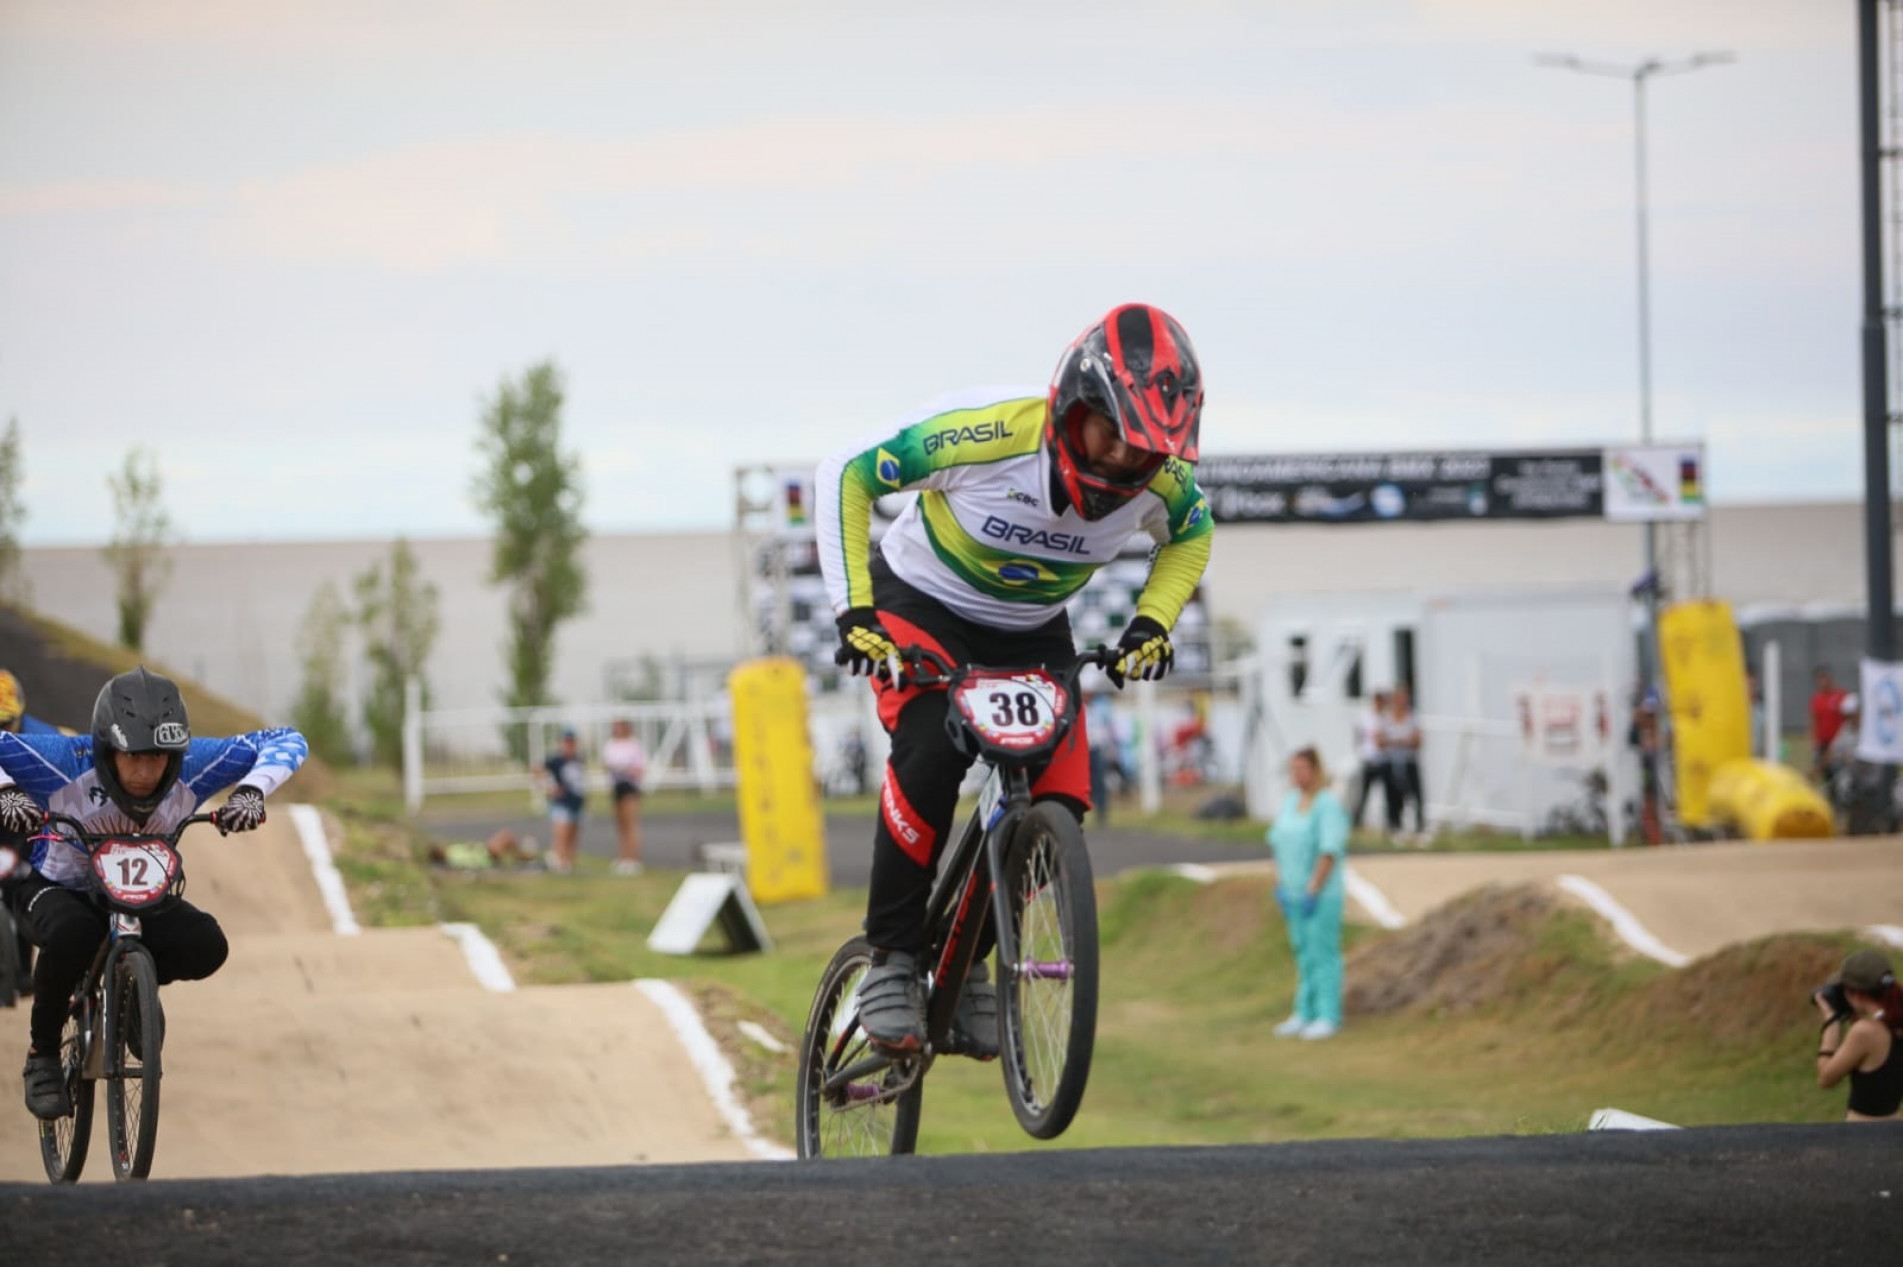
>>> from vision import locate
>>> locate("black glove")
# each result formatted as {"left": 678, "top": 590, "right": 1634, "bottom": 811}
{"left": 0, "top": 787, "right": 39, "bottom": 834}
{"left": 1107, "top": 616, "right": 1173, "bottom": 688}
{"left": 216, "top": 785, "right": 267, "bottom": 835}
{"left": 834, "top": 608, "right": 900, "bottom": 680}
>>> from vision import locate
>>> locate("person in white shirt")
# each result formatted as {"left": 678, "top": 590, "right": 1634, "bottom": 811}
{"left": 1349, "top": 690, "right": 1389, "bottom": 831}
{"left": 1380, "top": 684, "right": 1426, "bottom": 841}
{"left": 601, "top": 719, "right": 649, "bottom": 877}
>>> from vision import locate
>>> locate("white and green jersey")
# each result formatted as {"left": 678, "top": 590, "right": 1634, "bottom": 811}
{"left": 815, "top": 386, "right": 1213, "bottom": 633}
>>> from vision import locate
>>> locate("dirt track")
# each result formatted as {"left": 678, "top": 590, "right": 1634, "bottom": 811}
{"left": 2, "top": 814, "right": 1896, "bottom": 1184}
{"left": 1333, "top": 836, "right": 1902, "bottom": 960}
{"left": 0, "top": 813, "right": 758, "bottom": 1182}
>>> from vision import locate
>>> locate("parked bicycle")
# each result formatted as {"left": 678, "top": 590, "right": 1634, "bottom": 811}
{"left": 34, "top": 809, "right": 219, "bottom": 1183}
{"left": 797, "top": 645, "right": 1115, "bottom": 1158}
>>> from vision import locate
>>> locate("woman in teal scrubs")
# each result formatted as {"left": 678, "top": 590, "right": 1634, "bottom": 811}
{"left": 1267, "top": 746, "right": 1348, "bottom": 1040}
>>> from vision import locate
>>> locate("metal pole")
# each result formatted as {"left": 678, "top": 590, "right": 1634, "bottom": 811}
{"left": 1860, "top": 0, "right": 1896, "bottom": 663}
{"left": 1633, "top": 68, "right": 1663, "bottom": 692}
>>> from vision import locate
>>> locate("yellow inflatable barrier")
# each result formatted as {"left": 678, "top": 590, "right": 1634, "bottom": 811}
{"left": 728, "top": 657, "right": 830, "bottom": 904}
{"left": 1707, "top": 757, "right": 1835, "bottom": 840}
{"left": 1658, "top": 600, "right": 1753, "bottom": 829}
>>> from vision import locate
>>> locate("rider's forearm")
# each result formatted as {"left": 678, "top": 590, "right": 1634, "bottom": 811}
{"left": 1133, "top": 533, "right": 1212, "bottom": 629}
{"left": 815, "top": 447, "right": 882, "bottom": 613}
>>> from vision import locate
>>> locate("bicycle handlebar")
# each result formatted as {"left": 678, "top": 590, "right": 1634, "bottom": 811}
{"left": 891, "top": 644, "right": 1118, "bottom": 692}
{"left": 38, "top": 810, "right": 223, "bottom": 849}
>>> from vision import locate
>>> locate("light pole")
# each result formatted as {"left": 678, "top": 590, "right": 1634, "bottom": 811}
{"left": 1536, "top": 51, "right": 1734, "bottom": 695}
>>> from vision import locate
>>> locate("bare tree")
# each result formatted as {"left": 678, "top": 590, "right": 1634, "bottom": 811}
{"left": 0, "top": 418, "right": 27, "bottom": 603}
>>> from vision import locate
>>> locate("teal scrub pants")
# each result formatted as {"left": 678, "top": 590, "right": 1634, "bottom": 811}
{"left": 1281, "top": 889, "right": 1344, "bottom": 1027}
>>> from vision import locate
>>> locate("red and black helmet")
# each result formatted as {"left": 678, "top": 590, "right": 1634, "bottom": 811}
{"left": 1047, "top": 303, "right": 1204, "bottom": 520}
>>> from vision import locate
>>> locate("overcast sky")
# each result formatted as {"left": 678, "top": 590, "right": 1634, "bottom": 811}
{"left": 0, "top": 0, "right": 1864, "bottom": 546}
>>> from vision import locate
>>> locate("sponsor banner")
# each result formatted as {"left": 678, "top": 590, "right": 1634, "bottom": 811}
{"left": 1856, "top": 657, "right": 1903, "bottom": 764}
{"left": 1196, "top": 449, "right": 1603, "bottom": 524}
{"left": 1602, "top": 443, "right": 1706, "bottom": 522}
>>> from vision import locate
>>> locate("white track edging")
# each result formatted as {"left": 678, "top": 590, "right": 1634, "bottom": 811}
{"left": 1344, "top": 866, "right": 1407, "bottom": 930}
{"left": 1555, "top": 874, "right": 1689, "bottom": 968}
{"left": 441, "top": 923, "right": 516, "bottom": 992}
{"left": 634, "top": 979, "right": 794, "bottom": 1161}
{"left": 1868, "top": 924, "right": 1903, "bottom": 950}
{"left": 1165, "top": 863, "right": 1218, "bottom": 885}
{"left": 287, "top": 803, "right": 360, "bottom": 936}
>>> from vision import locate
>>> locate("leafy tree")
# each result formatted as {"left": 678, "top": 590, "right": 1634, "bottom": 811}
{"left": 102, "top": 447, "right": 174, "bottom": 650}
{"left": 291, "top": 581, "right": 354, "bottom": 765}
{"left": 0, "top": 417, "right": 27, "bottom": 604}
{"left": 471, "top": 361, "right": 588, "bottom": 714}
{"left": 354, "top": 538, "right": 440, "bottom": 769}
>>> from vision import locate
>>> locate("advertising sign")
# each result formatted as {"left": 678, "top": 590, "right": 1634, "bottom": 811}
{"left": 1196, "top": 449, "right": 1604, "bottom": 524}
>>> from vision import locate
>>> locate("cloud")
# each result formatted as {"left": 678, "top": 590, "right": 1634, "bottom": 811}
{"left": 0, "top": 181, "right": 202, "bottom": 216}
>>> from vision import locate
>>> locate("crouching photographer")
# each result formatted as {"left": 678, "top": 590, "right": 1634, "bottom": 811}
{"left": 1812, "top": 948, "right": 1903, "bottom": 1122}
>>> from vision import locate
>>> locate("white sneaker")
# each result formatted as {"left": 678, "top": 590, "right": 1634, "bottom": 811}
{"left": 1273, "top": 1015, "right": 1308, "bottom": 1038}
{"left": 611, "top": 859, "right": 644, "bottom": 877}
{"left": 1299, "top": 1019, "right": 1339, "bottom": 1041}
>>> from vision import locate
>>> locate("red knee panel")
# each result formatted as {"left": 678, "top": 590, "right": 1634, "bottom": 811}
{"left": 879, "top": 763, "right": 937, "bottom": 866}
{"left": 1031, "top": 726, "right": 1092, "bottom": 807}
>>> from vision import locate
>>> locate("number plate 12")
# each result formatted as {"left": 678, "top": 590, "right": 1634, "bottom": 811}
{"left": 91, "top": 838, "right": 180, "bottom": 907}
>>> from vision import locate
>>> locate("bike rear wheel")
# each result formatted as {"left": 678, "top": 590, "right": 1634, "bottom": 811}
{"left": 38, "top": 995, "right": 95, "bottom": 1183}
{"left": 998, "top": 801, "right": 1098, "bottom": 1140}
{"left": 104, "top": 946, "right": 163, "bottom": 1180}
{"left": 796, "top": 936, "right": 922, "bottom": 1158}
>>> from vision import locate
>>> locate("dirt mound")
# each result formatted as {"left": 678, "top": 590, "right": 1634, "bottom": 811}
{"left": 1613, "top": 933, "right": 1859, "bottom": 1049}
{"left": 0, "top": 600, "right": 334, "bottom": 796}
{"left": 1344, "top": 883, "right": 1565, "bottom": 1017}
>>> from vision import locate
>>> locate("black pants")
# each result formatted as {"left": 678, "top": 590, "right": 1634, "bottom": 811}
{"left": 1385, "top": 758, "right": 1425, "bottom": 833}
{"left": 864, "top": 556, "right": 1084, "bottom": 956}
{"left": 15, "top": 876, "right": 229, "bottom": 1055}
{"left": 1350, "top": 760, "right": 1387, "bottom": 828}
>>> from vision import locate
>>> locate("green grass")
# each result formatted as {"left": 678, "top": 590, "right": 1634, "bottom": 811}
{"left": 325, "top": 801, "right": 1851, "bottom": 1155}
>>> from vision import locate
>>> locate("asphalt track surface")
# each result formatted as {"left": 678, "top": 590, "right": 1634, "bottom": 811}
{"left": 420, "top": 805, "right": 1256, "bottom": 887}
{"left": 1, "top": 1125, "right": 1894, "bottom": 1265}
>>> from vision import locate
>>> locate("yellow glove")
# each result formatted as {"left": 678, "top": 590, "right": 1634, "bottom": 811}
{"left": 1108, "top": 617, "right": 1173, "bottom": 687}
{"left": 835, "top": 608, "right": 900, "bottom": 680}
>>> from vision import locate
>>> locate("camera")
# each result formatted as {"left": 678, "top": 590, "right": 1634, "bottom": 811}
{"left": 1813, "top": 982, "right": 1850, "bottom": 1018}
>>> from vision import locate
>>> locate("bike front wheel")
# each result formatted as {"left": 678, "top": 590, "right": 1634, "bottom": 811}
{"left": 39, "top": 994, "right": 95, "bottom": 1183}
{"left": 998, "top": 801, "right": 1099, "bottom": 1140}
{"left": 795, "top": 936, "right": 922, "bottom": 1159}
{"left": 104, "top": 946, "right": 163, "bottom": 1181}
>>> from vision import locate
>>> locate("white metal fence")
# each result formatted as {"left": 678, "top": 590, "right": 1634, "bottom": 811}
{"left": 398, "top": 677, "right": 885, "bottom": 813}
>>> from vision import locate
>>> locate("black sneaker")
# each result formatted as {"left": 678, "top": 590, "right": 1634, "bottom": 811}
{"left": 22, "top": 1051, "right": 71, "bottom": 1121}
{"left": 947, "top": 961, "right": 999, "bottom": 1061}
{"left": 857, "top": 952, "right": 926, "bottom": 1052}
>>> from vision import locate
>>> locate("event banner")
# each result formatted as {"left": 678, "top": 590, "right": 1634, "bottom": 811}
{"left": 1195, "top": 449, "right": 1606, "bottom": 524}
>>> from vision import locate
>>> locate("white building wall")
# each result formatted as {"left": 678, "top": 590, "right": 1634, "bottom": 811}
{"left": 18, "top": 501, "right": 1878, "bottom": 724}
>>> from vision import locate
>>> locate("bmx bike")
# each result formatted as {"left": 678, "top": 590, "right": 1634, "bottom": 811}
{"left": 797, "top": 645, "right": 1114, "bottom": 1158}
{"left": 34, "top": 809, "right": 221, "bottom": 1183}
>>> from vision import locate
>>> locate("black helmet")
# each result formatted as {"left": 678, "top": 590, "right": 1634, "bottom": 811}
{"left": 92, "top": 666, "right": 191, "bottom": 820}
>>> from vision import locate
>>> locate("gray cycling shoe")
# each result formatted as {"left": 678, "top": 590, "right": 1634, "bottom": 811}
{"left": 947, "top": 959, "right": 1000, "bottom": 1061}
{"left": 22, "top": 1052, "right": 71, "bottom": 1121}
{"left": 857, "top": 951, "right": 926, "bottom": 1052}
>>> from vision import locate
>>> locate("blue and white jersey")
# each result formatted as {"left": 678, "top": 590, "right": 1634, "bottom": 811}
{"left": 0, "top": 727, "right": 308, "bottom": 890}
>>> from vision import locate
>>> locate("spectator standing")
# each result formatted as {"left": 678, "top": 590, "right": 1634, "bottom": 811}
{"left": 1810, "top": 667, "right": 1848, "bottom": 780}
{"left": 540, "top": 728, "right": 587, "bottom": 874}
{"left": 1813, "top": 948, "right": 1903, "bottom": 1121}
{"left": 1267, "top": 746, "right": 1348, "bottom": 1041}
{"left": 601, "top": 719, "right": 649, "bottom": 876}
{"left": 1085, "top": 689, "right": 1124, "bottom": 827}
{"left": 1349, "top": 690, "right": 1389, "bottom": 831}
{"left": 1380, "top": 684, "right": 1426, "bottom": 843}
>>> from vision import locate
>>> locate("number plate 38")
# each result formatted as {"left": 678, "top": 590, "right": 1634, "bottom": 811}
{"left": 951, "top": 670, "right": 1068, "bottom": 752}
{"left": 91, "top": 838, "right": 180, "bottom": 908}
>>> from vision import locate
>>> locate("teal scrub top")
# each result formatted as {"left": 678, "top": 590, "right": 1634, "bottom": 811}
{"left": 1266, "top": 788, "right": 1348, "bottom": 898}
